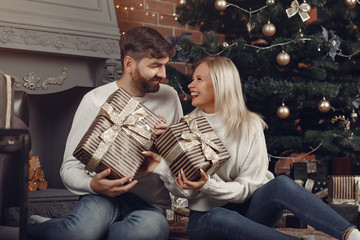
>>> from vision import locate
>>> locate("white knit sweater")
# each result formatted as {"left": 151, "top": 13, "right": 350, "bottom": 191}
{"left": 154, "top": 110, "right": 274, "bottom": 211}
{"left": 60, "top": 81, "right": 183, "bottom": 211}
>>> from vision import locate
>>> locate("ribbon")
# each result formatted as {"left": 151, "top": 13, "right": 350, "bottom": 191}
{"left": 164, "top": 117, "right": 221, "bottom": 174}
{"left": 4, "top": 74, "right": 12, "bottom": 129}
{"left": 86, "top": 98, "right": 153, "bottom": 172}
{"left": 286, "top": 0, "right": 311, "bottom": 22}
{"left": 355, "top": 176, "right": 360, "bottom": 211}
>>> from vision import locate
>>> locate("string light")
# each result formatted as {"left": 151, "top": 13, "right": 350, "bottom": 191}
{"left": 226, "top": 2, "right": 269, "bottom": 14}
{"left": 268, "top": 142, "right": 323, "bottom": 162}
{"left": 201, "top": 38, "right": 312, "bottom": 56}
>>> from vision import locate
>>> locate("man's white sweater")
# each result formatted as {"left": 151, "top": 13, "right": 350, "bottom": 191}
{"left": 154, "top": 110, "right": 274, "bottom": 211}
{"left": 60, "top": 81, "right": 183, "bottom": 212}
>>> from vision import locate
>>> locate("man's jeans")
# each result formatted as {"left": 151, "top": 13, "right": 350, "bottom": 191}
{"left": 187, "top": 175, "right": 354, "bottom": 240}
{"left": 28, "top": 193, "right": 169, "bottom": 240}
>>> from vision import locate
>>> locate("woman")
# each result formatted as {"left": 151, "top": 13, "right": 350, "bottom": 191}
{"left": 143, "top": 56, "right": 360, "bottom": 240}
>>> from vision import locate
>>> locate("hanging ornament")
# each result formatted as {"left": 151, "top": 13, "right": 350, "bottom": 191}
{"left": 276, "top": 51, "right": 290, "bottom": 66}
{"left": 276, "top": 103, "right": 290, "bottom": 119}
{"left": 344, "top": 0, "right": 357, "bottom": 8}
{"left": 351, "top": 109, "right": 358, "bottom": 123}
{"left": 215, "top": 0, "right": 227, "bottom": 11}
{"left": 266, "top": 0, "right": 276, "bottom": 6}
{"left": 178, "top": 0, "right": 187, "bottom": 6}
{"left": 317, "top": 97, "right": 331, "bottom": 113}
{"left": 286, "top": 0, "right": 311, "bottom": 22}
{"left": 262, "top": 21, "right": 276, "bottom": 37}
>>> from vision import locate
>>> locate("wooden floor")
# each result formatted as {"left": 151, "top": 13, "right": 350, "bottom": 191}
{"left": 169, "top": 225, "right": 337, "bottom": 240}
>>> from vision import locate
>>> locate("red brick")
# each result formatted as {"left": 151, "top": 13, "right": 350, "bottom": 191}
{"left": 168, "top": 62, "right": 193, "bottom": 75}
{"left": 115, "top": 7, "right": 128, "bottom": 19}
{"left": 146, "top": 0, "right": 175, "bottom": 15}
{"left": 118, "top": 20, "right": 144, "bottom": 33}
{"left": 127, "top": 9, "right": 157, "bottom": 24}
{"left": 116, "top": 0, "right": 144, "bottom": 8}
{"left": 144, "top": 24, "right": 173, "bottom": 37}
{"left": 159, "top": 14, "right": 183, "bottom": 28}
{"left": 160, "top": 0, "right": 179, "bottom": 4}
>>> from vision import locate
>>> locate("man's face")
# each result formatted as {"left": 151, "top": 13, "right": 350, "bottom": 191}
{"left": 132, "top": 57, "right": 169, "bottom": 93}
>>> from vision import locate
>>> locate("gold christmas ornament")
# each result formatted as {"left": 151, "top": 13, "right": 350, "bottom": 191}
{"left": 317, "top": 97, "right": 331, "bottom": 113}
{"left": 266, "top": 0, "right": 276, "bottom": 5}
{"left": 276, "top": 103, "right": 290, "bottom": 119}
{"left": 344, "top": 0, "right": 357, "bottom": 8}
{"left": 215, "top": 0, "right": 227, "bottom": 11}
{"left": 276, "top": 51, "right": 290, "bottom": 65}
{"left": 178, "top": 0, "right": 187, "bottom": 6}
{"left": 262, "top": 22, "right": 276, "bottom": 37}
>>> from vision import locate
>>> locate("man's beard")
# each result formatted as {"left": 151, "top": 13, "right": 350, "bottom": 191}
{"left": 133, "top": 67, "right": 161, "bottom": 93}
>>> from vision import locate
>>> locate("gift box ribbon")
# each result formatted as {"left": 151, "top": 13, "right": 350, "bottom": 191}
{"left": 286, "top": 0, "right": 310, "bottom": 22}
{"left": 164, "top": 117, "right": 221, "bottom": 174}
{"left": 4, "top": 74, "right": 12, "bottom": 129}
{"left": 86, "top": 97, "right": 153, "bottom": 172}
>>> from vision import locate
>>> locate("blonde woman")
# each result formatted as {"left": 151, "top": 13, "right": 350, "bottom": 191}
{"left": 144, "top": 56, "right": 360, "bottom": 240}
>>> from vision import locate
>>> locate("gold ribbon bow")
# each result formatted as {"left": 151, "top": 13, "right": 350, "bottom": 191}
{"left": 164, "top": 117, "right": 221, "bottom": 174}
{"left": 286, "top": 0, "right": 311, "bottom": 22}
{"left": 86, "top": 98, "right": 153, "bottom": 172}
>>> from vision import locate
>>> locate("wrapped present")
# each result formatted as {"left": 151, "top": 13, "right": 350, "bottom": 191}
{"left": 328, "top": 175, "right": 360, "bottom": 210}
{"left": 155, "top": 115, "right": 230, "bottom": 181}
{"left": 0, "top": 73, "right": 14, "bottom": 129}
{"left": 291, "top": 161, "right": 329, "bottom": 201}
{"left": 329, "top": 204, "right": 358, "bottom": 227}
{"left": 73, "top": 88, "right": 164, "bottom": 180}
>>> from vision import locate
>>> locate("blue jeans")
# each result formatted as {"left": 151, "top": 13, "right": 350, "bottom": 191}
{"left": 27, "top": 193, "right": 169, "bottom": 240}
{"left": 187, "top": 175, "right": 354, "bottom": 240}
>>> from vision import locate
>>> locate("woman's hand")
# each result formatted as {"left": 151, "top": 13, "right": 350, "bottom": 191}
{"left": 90, "top": 169, "right": 138, "bottom": 197}
{"left": 154, "top": 114, "right": 169, "bottom": 136}
{"left": 175, "top": 168, "right": 208, "bottom": 190}
{"left": 137, "top": 150, "right": 162, "bottom": 174}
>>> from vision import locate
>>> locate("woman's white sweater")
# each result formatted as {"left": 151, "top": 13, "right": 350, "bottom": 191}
{"left": 154, "top": 111, "right": 274, "bottom": 212}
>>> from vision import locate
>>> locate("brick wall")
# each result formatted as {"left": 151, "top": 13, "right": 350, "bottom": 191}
{"left": 114, "top": 0, "right": 200, "bottom": 74}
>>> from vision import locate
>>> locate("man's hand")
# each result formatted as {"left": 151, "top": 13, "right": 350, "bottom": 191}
{"left": 137, "top": 151, "right": 162, "bottom": 174}
{"left": 175, "top": 168, "right": 208, "bottom": 190}
{"left": 154, "top": 114, "right": 168, "bottom": 136}
{"left": 90, "top": 169, "right": 137, "bottom": 197}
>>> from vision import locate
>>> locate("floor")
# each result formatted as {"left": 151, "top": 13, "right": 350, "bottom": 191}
{"left": 168, "top": 219, "right": 337, "bottom": 240}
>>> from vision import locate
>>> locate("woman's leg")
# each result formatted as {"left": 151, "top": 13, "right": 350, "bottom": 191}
{"left": 244, "top": 175, "right": 354, "bottom": 240}
{"left": 187, "top": 208, "right": 300, "bottom": 240}
{"left": 28, "top": 194, "right": 120, "bottom": 240}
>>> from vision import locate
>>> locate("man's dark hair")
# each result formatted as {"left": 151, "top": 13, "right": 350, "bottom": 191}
{"left": 120, "top": 26, "right": 175, "bottom": 68}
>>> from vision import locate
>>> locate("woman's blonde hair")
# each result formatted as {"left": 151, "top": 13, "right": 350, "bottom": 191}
{"left": 192, "top": 56, "right": 267, "bottom": 138}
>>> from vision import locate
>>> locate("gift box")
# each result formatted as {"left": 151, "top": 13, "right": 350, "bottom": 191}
{"left": 291, "top": 161, "right": 329, "bottom": 201}
{"left": 73, "top": 88, "right": 164, "bottom": 180}
{"left": 329, "top": 203, "right": 358, "bottom": 227}
{"left": 0, "top": 73, "right": 14, "bottom": 129}
{"left": 155, "top": 116, "right": 230, "bottom": 181}
{"left": 328, "top": 175, "right": 360, "bottom": 209}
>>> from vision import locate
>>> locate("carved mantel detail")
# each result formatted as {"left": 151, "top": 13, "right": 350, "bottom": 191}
{"left": 0, "top": 26, "right": 120, "bottom": 58}
{"left": 1, "top": 67, "right": 68, "bottom": 91}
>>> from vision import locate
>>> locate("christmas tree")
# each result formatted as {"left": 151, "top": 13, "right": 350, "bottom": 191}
{"left": 167, "top": 0, "right": 360, "bottom": 163}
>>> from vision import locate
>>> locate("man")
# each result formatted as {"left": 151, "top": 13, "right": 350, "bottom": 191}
{"left": 28, "top": 26, "right": 183, "bottom": 240}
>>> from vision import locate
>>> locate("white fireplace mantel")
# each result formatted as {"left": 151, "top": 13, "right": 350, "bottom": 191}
{"left": 0, "top": 0, "right": 121, "bottom": 94}
{"left": 0, "top": 0, "right": 120, "bottom": 59}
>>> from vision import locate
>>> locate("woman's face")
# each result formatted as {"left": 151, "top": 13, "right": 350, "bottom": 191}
{"left": 188, "top": 63, "right": 215, "bottom": 114}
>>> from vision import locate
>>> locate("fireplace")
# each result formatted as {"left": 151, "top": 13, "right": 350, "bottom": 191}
{"left": 0, "top": 0, "right": 122, "bottom": 189}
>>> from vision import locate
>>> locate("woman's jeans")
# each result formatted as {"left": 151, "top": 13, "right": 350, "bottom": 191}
{"left": 27, "top": 193, "right": 169, "bottom": 240}
{"left": 187, "top": 175, "right": 354, "bottom": 240}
